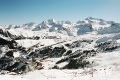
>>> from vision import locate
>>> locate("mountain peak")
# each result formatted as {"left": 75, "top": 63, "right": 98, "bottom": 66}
{"left": 47, "top": 19, "right": 56, "bottom": 24}
{"left": 85, "top": 17, "right": 100, "bottom": 21}
{"left": 23, "top": 22, "right": 36, "bottom": 26}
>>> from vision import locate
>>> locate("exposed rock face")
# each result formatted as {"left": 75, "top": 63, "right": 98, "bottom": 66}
{"left": 95, "top": 40, "right": 120, "bottom": 52}
{"left": 64, "top": 59, "right": 90, "bottom": 69}
{"left": 49, "top": 46, "right": 66, "bottom": 57}
{"left": 27, "top": 46, "right": 66, "bottom": 58}
{"left": 0, "top": 55, "right": 43, "bottom": 74}
{"left": 0, "top": 56, "right": 15, "bottom": 71}
{"left": 0, "top": 38, "right": 11, "bottom": 45}
{"left": 6, "top": 51, "right": 14, "bottom": 58}
{"left": 0, "top": 37, "right": 43, "bottom": 74}
{"left": 65, "top": 40, "right": 93, "bottom": 49}
{"left": 76, "top": 24, "right": 93, "bottom": 35}
{"left": 0, "top": 28, "right": 9, "bottom": 37}
{"left": 55, "top": 49, "right": 97, "bottom": 69}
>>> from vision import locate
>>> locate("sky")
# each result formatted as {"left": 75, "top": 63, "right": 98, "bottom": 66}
{"left": 0, "top": 0, "right": 120, "bottom": 25}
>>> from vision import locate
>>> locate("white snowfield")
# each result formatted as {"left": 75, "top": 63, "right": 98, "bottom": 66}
{"left": 1, "top": 17, "right": 120, "bottom": 80}
{"left": 0, "top": 50, "right": 120, "bottom": 80}
{"left": 16, "top": 39, "right": 56, "bottom": 48}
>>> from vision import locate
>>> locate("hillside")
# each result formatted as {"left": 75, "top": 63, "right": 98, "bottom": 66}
{"left": 0, "top": 17, "right": 120, "bottom": 80}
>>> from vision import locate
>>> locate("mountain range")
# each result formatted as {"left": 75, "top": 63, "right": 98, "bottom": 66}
{"left": 0, "top": 17, "right": 120, "bottom": 80}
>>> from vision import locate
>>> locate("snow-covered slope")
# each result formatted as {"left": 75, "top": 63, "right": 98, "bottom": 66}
{"left": 0, "top": 17, "right": 120, "bottom": 80}
{"left": 0, "top": 50, "right": 120, "bottom": 80}
{"left": 1, "top": 17, "right": 120, "bottom": 37}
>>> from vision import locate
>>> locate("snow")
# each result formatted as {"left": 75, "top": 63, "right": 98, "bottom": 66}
{"left": 3, "top": 17, "right": 120, "bottom": 38}
{"left": 0, "top": 75, "right": 29, "bottom": 80}
{"left": 13, "top": 51, "right": 20, "bottom": 58}
{"left": 1, "top": 17, "right": 120, "bottom": 80}
{"left": 92, "top": 23, "right": 111, "bottom": 30}
{"left": 0, "top": 67, "right": 120, "bottom": 80}
{"left": 0, "top": 50, "right": 120, "bottom": 80}
{"left": 8, "top": 28, "right": 35, "bottom": 37}
{"left": 89, "top": 50, "right": 120, "bottom": 67}
{"left": 16, "top": 39, "right": 56, "bottom": 48}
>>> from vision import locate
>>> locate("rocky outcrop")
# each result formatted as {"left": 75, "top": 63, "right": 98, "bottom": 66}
{"left": 55, "top": 49, "right": 97, "bottom": 69}
{"left": 65, "top": 40, "right": 93, "bottom": 49}
{"left": 0, "top": 38, "right": 11, "bottom": 45}
{"left": 27, "top": 46, "right": 66, "bottom": 58}
{"left": 95, "top": 40, "right": 120, "bottom": 52}
{"left": 0, "top": 55, "right": 43, "bottom": 74}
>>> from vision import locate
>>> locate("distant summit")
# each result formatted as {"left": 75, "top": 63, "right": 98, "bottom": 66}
{"left": 0, "top": 17, "right": 119, "bottom": 36}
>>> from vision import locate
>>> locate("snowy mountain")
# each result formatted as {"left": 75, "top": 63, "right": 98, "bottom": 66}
{"left": 1, "top": 17, "right": 119, "bottom": 37}
{"left": 32, "top": 18, "right": 110, "bottom": 36}
{"left": 0, "top": 17, "right": 120, "bottom": 80}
